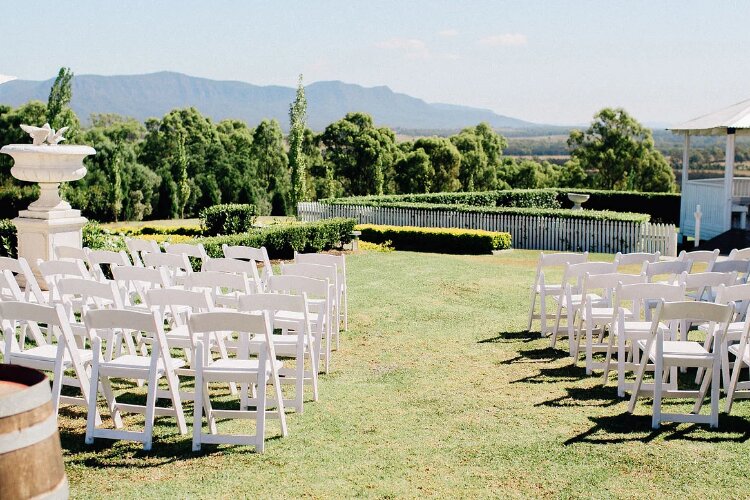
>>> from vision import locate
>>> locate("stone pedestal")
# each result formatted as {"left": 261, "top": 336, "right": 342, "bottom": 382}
{"left": 13, "top": 209, "right": 87, "bottom": 287}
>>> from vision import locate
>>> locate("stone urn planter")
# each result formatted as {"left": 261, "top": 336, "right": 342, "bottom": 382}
{"left": 567, "top": 193, "right": 590, "bottom": 211}
{"left": 1, "top": 132, "right": 95, "bottom": 286}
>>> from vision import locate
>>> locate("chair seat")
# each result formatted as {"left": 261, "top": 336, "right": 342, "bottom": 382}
{"left": 728, "top": 343, "right": 750, "bottom": 364}
{"left": 11, "top": 345, "right": 93, "bottom": 365}
{"left": 534, "top": 284, "right": 563, "bottom": 293}
{"left": 585, "top": 307, "right": 630, "bottom": 320}
{"left": 102, "top": 354, "right": 187, "bottom": 372}
{"left": 203, "top": 358, "right": 282, "bottom": 374}
{"left": 698, "top": 321, "right": 743, "bottom": 334}
{"left": 639, "top": 340, "right": 711, "bottom": 362}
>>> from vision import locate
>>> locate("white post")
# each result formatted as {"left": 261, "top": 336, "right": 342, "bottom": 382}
{"left": 694, "top": 204, "right": 702, "bottom": 247}
{"left": 682, "top": 132, "right": 690, "bottom": 193}
{"left": 725, "top": 128, "right": 736, "bottom": 232}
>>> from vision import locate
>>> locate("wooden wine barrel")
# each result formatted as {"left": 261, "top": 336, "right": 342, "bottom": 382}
{"left": 0, "top": 364, "right": 68, "bottom": 499}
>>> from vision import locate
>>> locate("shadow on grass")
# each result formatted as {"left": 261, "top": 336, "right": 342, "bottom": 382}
{"left": 537, "top": 384, "right": 621, "bottom": 409}
{"left": 478, "top": 330, "right": 538, "bottom": 344}
{"left": 565, "top": 412, "right": 750, "bottom": 445}
{"left": 500, "top": 346, "right": 569, "bottom": 366}
{"left": 511, "top": 361, "right": 586, "bottom": 384}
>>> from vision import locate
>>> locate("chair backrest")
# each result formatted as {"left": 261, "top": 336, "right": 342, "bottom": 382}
{"left": 202, "top": 258, "right": 262, "bottom": 292}
{"left": 223, "top": 245, "right": 273, "bottom": 282}
{"left": 581, "top": 272, "right": 647, "bottom": 305}
{"left": 86, "top": 249, "right": 132, "bottom": 280}
{"left": 84, "top": 308, "right": 172, "bottom": 363}
{"left": 642, "top": 260, "right": 692, "bottom": 284}
{"left": 729, "top": 247, "right": 750, "bottom": 260}
{"left": 141, "top": 251, "right": 192, "bottom": 285}
{"left": 55, "top": 245, "right": 89, "bottom": 265}
{"left": 561, "top": 261, "right": 616, "bottom": 291}
{"left": 0, "top": 256, "right": 45, "bottom": 303}
{"left": 57, "top": 278, "right": 124, "bottom": 316}
{"left": 38, "top": 259, "right": 92, "bottom": 301}
{"left": 164, "top": 242, "right": 209, "bottom": 265}
{"left": 614, "top": 282, "right": 686, "bottom": 320}
{"left": 678, "top": 249, "right": 720, "bottom": 268}
{"left": 281, "top": 262, "right": 337, "bottom": 288}
{"left": 652, "top": 300, "right": 733, "bottom": 342}
{"left": 678, "top": 271, "right": 738, "bottom": 301}
{"left": 614, "top": 251, "right": 660, "bottom": 268}
{"left": 188, "top": 310, "right": 276, "bottom": 364}
{"left": 0, "top": 269, "right": 24, "bottom": 302}
{"left": 532, "top": 252, "right": 588, "bottom": 288}
{"left": 267, "top": 274, "right": 329, "bottom": 300}
{"left": 146, "top": 288, "right": 214, "bottom": 327}
{"left": 112, "top": 265, "right": 171, "bottom": 307}
{"left": 125, "top": 238, "right": 161, "bottom": 267}
{"left": 0, "top": 301, "right": 80, "bottom": 361}
{"left": 184, "top": 271, "right": 251, "bottom": 308}
{"left": 294, "top": 252, "right": 345, "bottom": 281}
{"left": 708, "top": 259, "right": 750, "bottom": 278}
{"left": 714, "top": 283, "right": 750, "bottom": 322}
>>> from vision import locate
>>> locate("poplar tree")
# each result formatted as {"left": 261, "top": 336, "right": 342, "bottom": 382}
{"left": 288, "top": 74, "right": 308, "bottom": 211}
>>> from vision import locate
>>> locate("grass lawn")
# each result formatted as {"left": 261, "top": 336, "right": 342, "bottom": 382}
{"left": 59, "top": 249, "right": 750, "bottom": 498}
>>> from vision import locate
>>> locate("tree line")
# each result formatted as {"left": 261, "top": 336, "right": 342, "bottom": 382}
{"left": 0, "top": 68, "right": 676, "bottom": 222}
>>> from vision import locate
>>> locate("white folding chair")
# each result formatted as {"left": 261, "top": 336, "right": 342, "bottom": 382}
{"left": 267, "top": 274, "right": 332, "bottom": 374}
{"left": 0, "top": 270, "right": 24, "bottom": 354}
{"left": 729, "top": 247, "right": 750, "bottom": 260}
{"left": 642, "top": 260, "right": 692, "bottom": 284}
{"left": 678, "top": 249, "right": 720, "bottom": 272}
{"left": 38, "top": 259, "right": 92, "bottom": 304}
{"left": 223, "top": 244, "right": 273, "bottom": 285}
{"left": 142, "top": 251, "right": 192, "bottom": 286}
{"left": 84, "top": 308, "right": 187, "bottom": 450}
{"left": 164, "top": 242, "right": 209, "bottom": 269}
{"left": 0, "top": 256, "right": 45, "bottom": 304}
{"left": 1, "top": 301, "right": 97, "bottom": 422}
{"left": 125, "top": 238, "right": 161, "bottom": 267}
{"left": 202, "top": 257, "right": 262, "bottom": 293}
{"left": 708, "top": 259, "right": 750, "bottom": 283}
{"left": 527, "top": 252, "right": 588, "bottom": 336}
{"left": 295, "top": 252, "right": 348, "bottom": 330}
{"left": 112, "top": 265, "right": 171, "bottom": 311}
{"left": 189, "top": 310, "right": 287, "bottom": 453}
{"left": 239, "top": 293, "right": 319, "bottom": 413}
{"left": 282, "top": 262, "right": 341, "bottom": 350}
{"left": 184, "top": 271, "right": 252, "bottom": 310}
{"left": 550, "top": 261, "right": 615, "bottom": 351}
{"left": 725, "top": 311, "right": 750, "bottom": 413}
{"left": 575, "top": 272, "right": 646, "bottom": 374}
{"left": 628, "top": 300, "right": 733, "bottom": 428}
{"left": 602, "top": 282, "right": 686, "bottom": 396}
{"left": 679, "top": 271, "right": 738, "bottom": 304}
{"left": 85, "top": 249, "right": 132, "bottom": 281}
{"left": 614, "top": 251, "right": 660, "bottom": 269}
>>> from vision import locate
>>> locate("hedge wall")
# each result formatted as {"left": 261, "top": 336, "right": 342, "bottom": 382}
{"left": 322, "top": 187, "right": 680, "bottom": 224}
{"left": 200, "top": 203, "right": 257, "bottom": 236}
{"left": 197, "top": 218, "right": 356, "bottom": 259}
{"left": 0, "top": 184, "right": 39, "bottom": 220}
{"left": 357, "top": 224, "right": 511, "bottom": 254}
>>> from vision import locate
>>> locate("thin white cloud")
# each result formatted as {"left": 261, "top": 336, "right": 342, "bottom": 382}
{"left": 478, "top": 33, "right": 528, "bottom": 47}
{"left": 375, "top": 37, "right": 430, "bottom": 59}
{"left": 438, "top": 29, "right": 459, "bottom": 37}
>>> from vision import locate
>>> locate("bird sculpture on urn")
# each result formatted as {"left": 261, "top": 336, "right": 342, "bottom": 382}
{"left": 20, "top": 123, "right": 69, "bottom": 146}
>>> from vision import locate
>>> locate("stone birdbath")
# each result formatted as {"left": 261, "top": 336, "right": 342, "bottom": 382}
{"left": 567, "top": 192, "right": 590, "bottom": 211}
{"left": 1, "top": 124, "right": 95, "bottom": 285}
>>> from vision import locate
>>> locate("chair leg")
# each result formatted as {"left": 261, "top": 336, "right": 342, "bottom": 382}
{"left": 726, "top": 353, "right": 744, "bottom": 414}
{"left": 585, "top": 321, "right": 594, "bottom": 375}
{"left": 628, "top": 345, "right": 650, "bottom": 414}
{"left": 192, "top": 349, "right": 203, "bottom": 452}
{"left": 652, "top": 357, "right": 663, "bottom": 429}
{"left": 617, "top": 335, "right": 627, "bottom": 397}
{"left": 84, "top": 360, "right": 100, "bottom": 445}
{"left": 527, "top": 289, "right": 536, "bottom": 332}
{"left": 711, "top": 360, "right": 721, "bottom": 428}
{"left": 143, "top": 369, "right": 158, "bottom": 451}
{"left": 256, "top": 373, "right": 267, "bottom": 453}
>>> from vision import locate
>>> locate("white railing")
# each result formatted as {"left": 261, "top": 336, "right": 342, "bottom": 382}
{"left": 300, "top": 202, "right": 678, "bottom": 256}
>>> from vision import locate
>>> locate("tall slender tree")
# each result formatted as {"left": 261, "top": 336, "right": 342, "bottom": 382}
{"left": 288, "top": 74, "right": 308, "bottom": 212}
{"left": 175, "top": 130, "right": 191, "bottom": 219}
{"left": 47, "top": 67, "right": 74, "bottom": 130}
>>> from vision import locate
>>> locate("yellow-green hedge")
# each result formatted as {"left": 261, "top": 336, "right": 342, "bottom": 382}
{"left": 357, "top": 224, "right": 511, "bottom": 254}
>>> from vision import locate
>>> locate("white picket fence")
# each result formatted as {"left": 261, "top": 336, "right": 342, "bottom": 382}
{"left": 298, "top": 202, "right": 678, "bottom": 256}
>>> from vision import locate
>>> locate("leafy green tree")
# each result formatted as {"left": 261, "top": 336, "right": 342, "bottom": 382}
{"left": 394, "top": 148, "right": 433, "bottom": 193}
{"left": 251, "top": 119, "right": 290, "bottom": 215}
{"left": 288, "top": 75, "right": 308, "bottom": 210}
{"left": 175, "top": 130, "right": 191, "bottom": 219}
{"left": 0, "top": 101, "right": 48, "bottom": 177}
{"left": 320, "top": 112, "right": 397, "bottom": 196}
{"left": 110, "top": 143, "right": 124, "bottom": 221}
{"left": 567, "top": 107, "right": 676, "bottom": 192}
{"left": 304, "top": 129, "right": 337, "bottom": 199}
{"left": 47, "top": 67, "right": 80, "bottom": 135}
{"left": 412, "top": 137, "right": 461, "bottom": 192}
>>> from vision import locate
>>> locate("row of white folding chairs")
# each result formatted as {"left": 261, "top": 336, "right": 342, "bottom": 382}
{"left": 535, "top": 265, "right": 750, "bottom": 429}
{"left": 0, "top": 275, "right": 326, "bottom": 452}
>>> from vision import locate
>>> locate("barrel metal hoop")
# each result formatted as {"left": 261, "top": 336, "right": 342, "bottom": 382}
{"left": 0, "top": 412, "right": 58, "bottom": 454}
{"left": 0, "top": 379, "right": 52, "bottom": 418}
{"left": 31, "top": 475, "right": 69, "bottom": 500}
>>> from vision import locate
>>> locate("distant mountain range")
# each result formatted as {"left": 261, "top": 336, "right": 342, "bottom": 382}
{"left": 0, "top": 71, "right": 536, "bottom": 132}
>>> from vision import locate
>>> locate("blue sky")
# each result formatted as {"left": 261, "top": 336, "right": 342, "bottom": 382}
{"left": 1, "top": 1, "right": 747, "bottom": 125}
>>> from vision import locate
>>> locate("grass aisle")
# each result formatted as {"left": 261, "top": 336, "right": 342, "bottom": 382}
{"left": 62, "top": 250, "right": 750, "bottom": 498}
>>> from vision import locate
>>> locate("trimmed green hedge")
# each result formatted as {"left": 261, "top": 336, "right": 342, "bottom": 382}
{"left": 0, "top": 219, "right": 17, "bottom": 258}
{"left": 323, "top": 187, "right": 680, "bottom": 224}
{"left": 324, "top": 189, "right": 560, "bottom": 209}
{"left": 357, "top": 224, "right": 512, "bottom": 254}
{"left": 0, "top": 184, "right": 39, "bottom": 220}
{"left": 197, "top": 218, "right": 356, "bottom": 259}
{"left": 200, "top": 203, "right": 257, "bottom": 236}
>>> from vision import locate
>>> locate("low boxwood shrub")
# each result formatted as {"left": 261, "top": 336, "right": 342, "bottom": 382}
{"left": 197, "top": 218, "right": 356, "bottom": 259}
{"left": 83, "top": 221, "right": 126, "bottom": 251}
{"left": 357, "top": 224, "right": 512, "bottom": 255}
{"left": 324, "top": 189, "right": 561, "bottom": 209}
{"left": 0, "top": 219, "right": 17, "bottom": 258}
{"left": 200, "top": 204, "right": 257, "bottom": 236}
